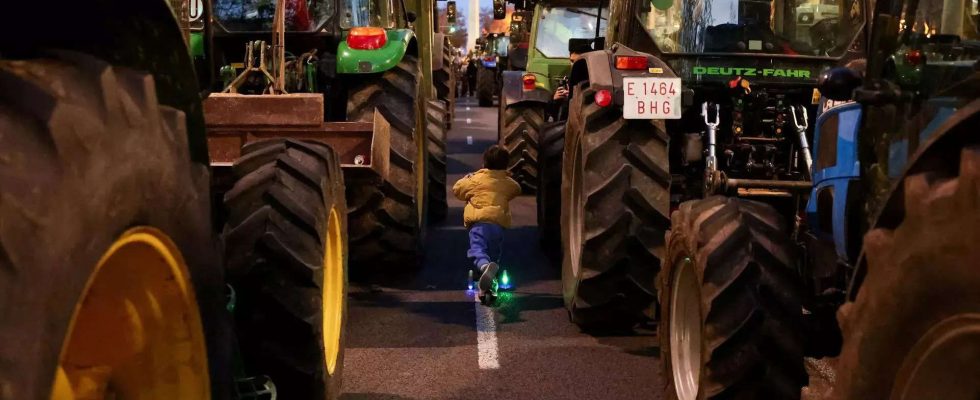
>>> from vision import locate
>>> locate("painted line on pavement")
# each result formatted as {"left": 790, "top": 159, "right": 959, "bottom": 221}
{"left": 466, "top": 136, "right": 473, "bottom": 145}
{"left": 474, "top": 292, "right": 500, "bottom": 370}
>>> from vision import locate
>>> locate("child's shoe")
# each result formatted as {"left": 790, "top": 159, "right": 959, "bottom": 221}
{"left": 478, "top": 262, "right": 499, "bottom": 291}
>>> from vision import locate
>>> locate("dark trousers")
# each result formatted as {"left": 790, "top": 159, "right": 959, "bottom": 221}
{"left": 467, "top": 222, "right": 503, "bottom": 269}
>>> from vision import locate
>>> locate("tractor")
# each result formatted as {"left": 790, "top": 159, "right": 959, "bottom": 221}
{"left": 544, "top": 0, "right": 868, "bottom": 338}
{"left": 545, "top": 0, "right": 977, "bottom": 398}
{"left": 0, "top": 0, "right": 338, "bottom": 398}
{"left": 0, "top": 0, "right": 453, "bottom": 399}
{"left": 497, "top": 1, "right": 609, "bottom": 195}
{"left": 200, "top": 0, "right": 454, "bottom": 272}
{"left": 475, "top": 32, "right": 510, "bottom": 107}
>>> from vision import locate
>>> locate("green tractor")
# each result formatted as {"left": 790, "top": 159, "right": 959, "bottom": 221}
{"left": 202, "top": 0, "right": 453, "bottom": 269}
{"left": 0, "top": 0, "right": 344, "bottom": 399}
{"left": 498, "top": 2, "right": 608, "bottom": 194}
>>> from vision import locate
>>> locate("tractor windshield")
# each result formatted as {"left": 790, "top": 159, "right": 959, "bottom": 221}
{"left": 213, "top": 0, "right": 335, "bottom": 31}
{"left": 640, "top": 0, "right": 865, "bottom": 57}
{"left": 534, "top": 6, "right": 609, "bottom": 58}
{"left": 340, "top": 0, "right": 403, "bottom": 28}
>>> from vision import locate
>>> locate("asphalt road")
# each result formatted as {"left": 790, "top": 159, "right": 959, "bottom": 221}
{"left": 340, "top": 96, "right": 664, "bottom": 400}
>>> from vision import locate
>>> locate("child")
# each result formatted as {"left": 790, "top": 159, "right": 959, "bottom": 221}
{"left": 452, "top": 145, "right": 522, "bottom": 293}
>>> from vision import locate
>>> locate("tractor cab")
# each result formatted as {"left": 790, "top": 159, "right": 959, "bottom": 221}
{"left": 636, "top": 0, "right": 867, "bottom": 83}
{"left": 527, "top": 3, "right": 609, "bottom": 93}
{"left": 207, "top": 0, "right": 417, "bottom": 111}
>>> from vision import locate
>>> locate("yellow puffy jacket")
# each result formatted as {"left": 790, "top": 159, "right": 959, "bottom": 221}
{"left": 452, "top": 169, "right": 522, "bottom": 228}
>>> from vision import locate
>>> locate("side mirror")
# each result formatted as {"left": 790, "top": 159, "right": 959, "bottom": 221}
{"left": 817, "top": 67, "right": 862, "bottom": 101}
{"left": 493, "top": 0, "right": 506, "bottom": 20}
{"left": 447, "top": 1, "right": 457, "bottom": 24}
{"left": 406, "top": 11, "right": 417, "bottom": 23}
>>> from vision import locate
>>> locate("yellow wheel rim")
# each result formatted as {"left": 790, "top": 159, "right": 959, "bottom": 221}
{"left": 50, "top": 227, "right": 209, "bottom": 400}
{"left": 322, "top": 208, "right": 345, "bottom": 375}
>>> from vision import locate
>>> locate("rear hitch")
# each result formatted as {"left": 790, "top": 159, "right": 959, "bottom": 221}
{"left": 790, "top": 105, "right": 813, "bottom": 180}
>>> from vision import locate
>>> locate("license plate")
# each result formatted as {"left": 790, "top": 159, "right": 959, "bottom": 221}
{"left": 622, "top": 77, "right": 682, "bottom": 120}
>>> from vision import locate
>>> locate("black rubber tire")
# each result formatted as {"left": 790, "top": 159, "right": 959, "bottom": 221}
{"left": 537, "top": 120, "right": 566, "bottom": 262}
{"left": 499, "top": 103, "right": 543, "bottom": 194}
{"left": 346, "top": 54, "right": 424, "bottom": 267}
{"left": 426, "top": 100, "right": 449, "bottom": 223}
{"left": 659, "top": 196, "right": 806, "bottom": 400}
{"left": 0, "top": 54, "right": 231, "bottom": 400}
{"left": 560, "top": 83, "right": 671, "bottom": 329}
{"left": 835, "top": 142, "right": 980, "bottom": 400}
{"left": 222, "top": 139, "right": 348, "bottom": 400}
{"left": 477, "top": 67, "right": 495, "bottom": 107}
{"left": 434, "top": 36, "right": 456, "bottom": 128}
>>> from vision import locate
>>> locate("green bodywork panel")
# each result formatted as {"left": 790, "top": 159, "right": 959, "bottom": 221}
{"left": 525, "top": 4, "right": 571, "bottom": 92}
{"left": 189, "top": 32, "right": 205, "bottom": 58}
{"left": 525, "top": 54, "right": 571, "bottom": 92}
{"left": 337, "top": 29, "right": 415, "bottom": 74}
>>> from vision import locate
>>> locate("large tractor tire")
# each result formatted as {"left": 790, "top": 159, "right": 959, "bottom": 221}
{"left": 222, "top": 139, "right": 348, "bottom": 399}
{"left": 434, "top": 37, "right": 456, "bottom": 128}
{"left": 834, "top": 141, "right": 980, "bottom": 399}
{"left": 0, "top": 54, "right": 230, "bottom": 399}
{"left": 560, "top": 83, "right": 670, "bottom": 329}
{"left": 477, "top": 67, "right": 495, "bottom": 107}
{"left": 659, "top": 196, "right": 806, "bottom": 400}
{"left": 499, "top": 103, "right": 544, "bottom": 194}
{"left": 537, "top": 120, "right": 566, "bottom": 262}
{"left": 426, "top": 100, "right": 449, "bottom": 223}
{"left": 346, "top": 54, "right": 425, "bottom": 267}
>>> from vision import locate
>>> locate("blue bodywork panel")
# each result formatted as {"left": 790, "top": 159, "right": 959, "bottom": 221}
{"left": 807, "top": 102, "right": 862, "bottom": 260}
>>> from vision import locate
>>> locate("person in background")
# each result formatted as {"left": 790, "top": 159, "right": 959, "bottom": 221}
{"left": 466, "top": 54, "right": 478, "bottom": 97}
{"left": 549, "top": 41, "right": 591, "bottom": 120}
{"left": 452, "top": 145, "right": 521, "bottom": 295}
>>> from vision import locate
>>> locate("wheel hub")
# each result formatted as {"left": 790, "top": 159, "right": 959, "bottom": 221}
{"left": 322, "top": 208, "right": 345, "bottom": 375}
{"left": 51, "top": 227, "right": 209, "bottom": 400}
{"left": 670, "top": 257, "right": 702, "bottom": 400}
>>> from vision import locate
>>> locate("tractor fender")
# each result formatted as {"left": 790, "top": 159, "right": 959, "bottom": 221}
{"left": 432, "top": 33, "right": 446, "bottom": 71}
{"left": 337, "top": 29, "right": 417, "bottom": 74}
{"left": 569, "top": 44, "right": 677, "bottom": 106}
{"left": 501, "top": 70, "right": 552, "bottom": 108}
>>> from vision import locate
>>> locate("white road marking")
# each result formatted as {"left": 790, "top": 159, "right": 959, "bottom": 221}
{"left": 474, "top": 292, "right": 500, "bottom": 370}
{"left": 466, "top": 136, "right": 473, "bottom": 145}
{"left": 466, "top": 117, "right": 472, "bottom": 124}
{"left": 466, "top": 106, "right": 471, "bottom": 111}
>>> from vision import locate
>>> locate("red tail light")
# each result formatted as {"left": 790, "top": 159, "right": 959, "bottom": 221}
{"left": 594, "top": 89, "right": 612, "bottom": 107}
{"left": 522, "top": 74, "right": 536, "bottom": 90}
{"left": 485, "top": 56, "right": 495, "bottom": 62}
{"left": 347, "top": 27, "right": 387, "bottom": 50}
{"left": 615, "top": 55, "right": 648, "bottom": 70}
{"left": 905, "top": 49, "right": 924, "bottom": 66}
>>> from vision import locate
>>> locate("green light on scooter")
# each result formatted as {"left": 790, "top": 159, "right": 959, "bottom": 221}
{"left": 499, "top": 270, "right": 511, "bottom": 290}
